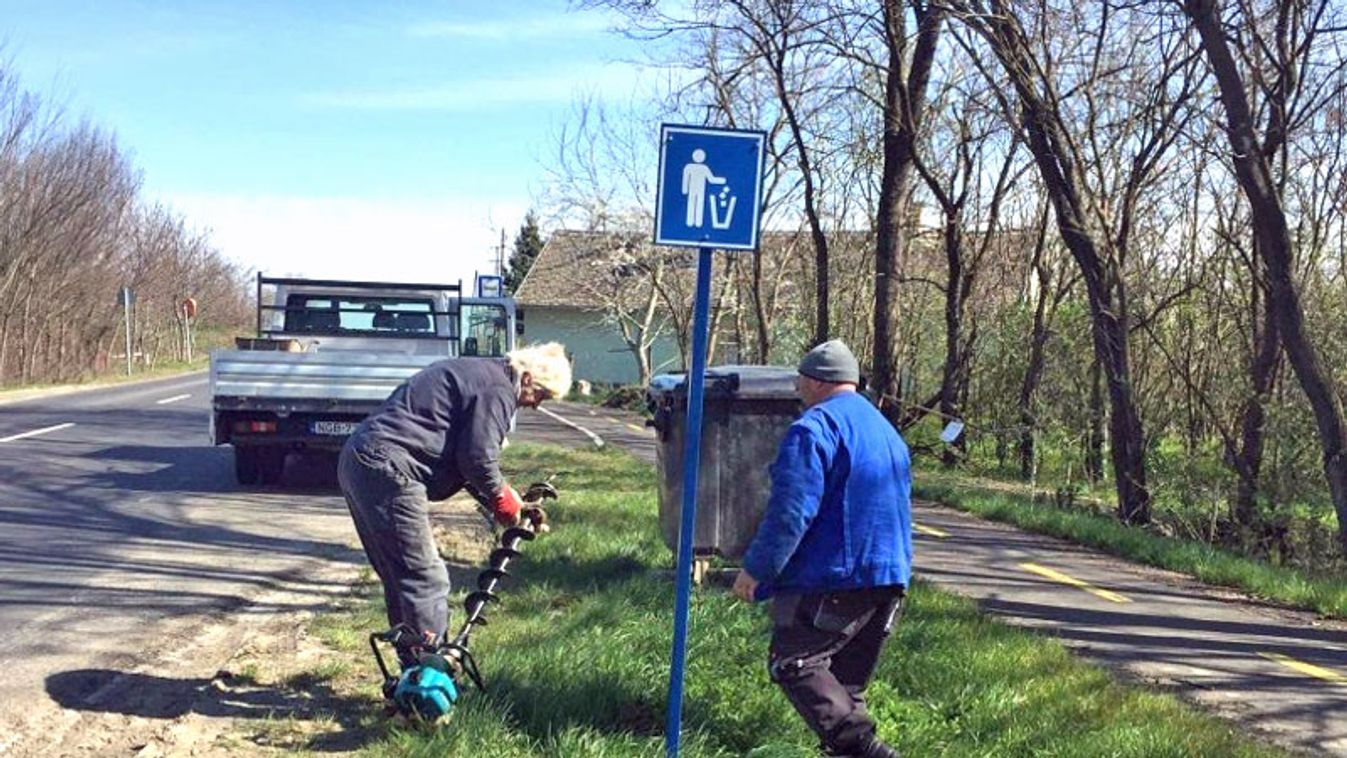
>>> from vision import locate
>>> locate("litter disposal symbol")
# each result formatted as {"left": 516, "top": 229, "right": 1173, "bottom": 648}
{"left": 681, "top": 149, "right": 737, "bottom": 230}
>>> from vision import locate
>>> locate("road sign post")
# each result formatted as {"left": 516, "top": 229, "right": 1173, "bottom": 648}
{"left": 182, "top": 297, "right": 198, "bottom": 363}
{"left": 654, "top": 124, "right": 765, "bottom": 758}
{"left": 119, "top": 287, "right": 135, "bottom": 376}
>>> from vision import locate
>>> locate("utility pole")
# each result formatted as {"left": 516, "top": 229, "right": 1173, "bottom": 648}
{"left": 497, "top": 228, "right": 506, "bottom": 279}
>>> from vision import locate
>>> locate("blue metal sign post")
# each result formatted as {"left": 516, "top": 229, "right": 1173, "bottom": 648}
{"left": 655, "top": 124, "right": 765, "bottom": 758}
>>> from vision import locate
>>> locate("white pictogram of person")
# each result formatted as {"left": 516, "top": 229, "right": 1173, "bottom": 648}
{"left": 681, "top": 149, "right": 725, "bottom": 228}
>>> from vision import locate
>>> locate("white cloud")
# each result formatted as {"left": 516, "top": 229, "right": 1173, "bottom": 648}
{"left": 304, "top": 62, "right": 643, "bottom": 110}
{"left": 407, "top": 14, "right": 613, "bottom": 41}
{"left": 166, "top": 194, "right": 528, "bottom": 286}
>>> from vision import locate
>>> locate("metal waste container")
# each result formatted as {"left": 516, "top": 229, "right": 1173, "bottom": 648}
{"left": 647, "top": 366, "right": 800, "bottom": 560}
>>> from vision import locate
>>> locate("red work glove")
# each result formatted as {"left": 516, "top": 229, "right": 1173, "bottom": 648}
{"left": 493, "top": 484, "right": 523, "bottom": 526}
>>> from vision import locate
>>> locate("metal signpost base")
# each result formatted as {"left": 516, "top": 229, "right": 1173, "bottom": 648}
{"left": 665, "top": 246, "right": 714, "bottom": 758}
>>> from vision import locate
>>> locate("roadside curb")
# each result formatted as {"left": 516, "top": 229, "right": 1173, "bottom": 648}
{"left": 0, "top": 369, "right": 207, "bottom": 407}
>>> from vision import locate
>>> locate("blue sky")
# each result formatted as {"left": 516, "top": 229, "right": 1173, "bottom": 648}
{"left": 2, "top": 1, "right": 646, "bottom": 284}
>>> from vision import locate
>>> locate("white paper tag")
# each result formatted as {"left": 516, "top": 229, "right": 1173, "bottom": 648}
{"left": 940, "top": 420, "right": 966, "bottom": 444}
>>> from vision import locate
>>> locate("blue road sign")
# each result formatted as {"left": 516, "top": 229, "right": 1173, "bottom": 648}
{"left": 477, "top": 275, "right": 503, "bottom": 298}
{"left": 655, "top": 124, "right": 766, "bottom": 251}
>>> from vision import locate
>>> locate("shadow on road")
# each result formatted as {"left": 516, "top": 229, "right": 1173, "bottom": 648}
{"left": 46, "top": 668, "right": 379, "bottom": 753}
{"left": 0, "top": 405, "right": 362, "bottom": 617}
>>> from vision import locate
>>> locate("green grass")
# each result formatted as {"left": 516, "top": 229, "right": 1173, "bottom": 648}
{"left": 308, "top": 443, "right": 1287, "bottom": 757}
{"left": 914, "top": 467, "right": 1347, "bottom": 620}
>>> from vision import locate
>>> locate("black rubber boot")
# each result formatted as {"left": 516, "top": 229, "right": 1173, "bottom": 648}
{"left": 856, "top": 736, "right": 901, "bottom": 758}
{"left": 823, "top": 736, "right": 901, "bottom": 758}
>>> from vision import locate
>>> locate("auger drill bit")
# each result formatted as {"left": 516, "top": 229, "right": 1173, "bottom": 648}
{"left": 454, "top": 522, "right": 540, "bottom": 644}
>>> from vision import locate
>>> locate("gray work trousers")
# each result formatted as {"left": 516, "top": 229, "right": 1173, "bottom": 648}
{"left": 338, "top": 438, "right": 449, "bottom": 661}
{"left": 769, "top": 586, "right": 905, "bottom": 756}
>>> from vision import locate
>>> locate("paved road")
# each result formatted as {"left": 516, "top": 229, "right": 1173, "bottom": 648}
{"left": 0, "top": 385, "right": 633, "bottom": 754}
{"left": 0, "top": 373, "right": 365, "bottom": 754}
{"left": 539, "top": 401, "right": 1347, "bottom": 757}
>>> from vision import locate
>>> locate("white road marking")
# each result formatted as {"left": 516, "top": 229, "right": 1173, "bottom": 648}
{"left": 0, "top": 422, "right": 76, "bottom": 443}
{"left": 155, "top": 393, "right": 192, "bottom": 405}
{"left": 537, "top": 407, "right": 605, "bottom": 448}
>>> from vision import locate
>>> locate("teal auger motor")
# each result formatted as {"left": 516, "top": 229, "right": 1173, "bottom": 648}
{"left": 368, "top": 481, "right": 558, "bottom": 722}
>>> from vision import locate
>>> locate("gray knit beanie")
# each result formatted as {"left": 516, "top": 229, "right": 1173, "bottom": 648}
{"left": 798, "top": 339, "right": 860, "bottom": 384}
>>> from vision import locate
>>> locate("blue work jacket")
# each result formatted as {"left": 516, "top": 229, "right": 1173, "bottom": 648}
{"left": 742, "top": 391, "right": 912, "bottom": 599}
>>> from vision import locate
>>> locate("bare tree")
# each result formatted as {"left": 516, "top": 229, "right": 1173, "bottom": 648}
{"left": 1182, "top": 0, "right": 1347, "bottom": 548}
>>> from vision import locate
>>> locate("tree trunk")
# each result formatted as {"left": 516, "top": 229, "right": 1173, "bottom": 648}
{"left": 0, "top": 312, "right": 9, "bottom": 383}
{"left": 974, "top": 2, "right": 1150, "bottom": 523}
{"left": 1018, "top": 279, "right": 1051, "bottom": 480}
{"left": 636, "top": 342, "right": 652, "bottom": 387}
{"left": 752, "top": 248, "right": 770, "bottom": 363}
{"left": 940, "top": 220, "right": 966, "bottom": 467}
{"left": 1085, "top": 357, "right": 1105, "bottom": 484}
{"left": 770, "top": 29, "right": 830, "bottom": 347}
{"left": 1185, "top": 0, "right": 1347, "bottom": 550}
{"left": 872, "top": 0, "right": 942, "bottom": 426}
{"left": 1233, "top": 293, "right": 1280, "bottom": 527}
{"left": 19, "top": 290, "right": 33, "bottom": 385}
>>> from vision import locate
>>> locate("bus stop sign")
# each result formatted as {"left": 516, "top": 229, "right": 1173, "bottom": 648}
{"left": 655, "top": 125, "right": 766, "bottom": 251}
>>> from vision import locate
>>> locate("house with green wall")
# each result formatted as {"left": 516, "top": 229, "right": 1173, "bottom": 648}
{"left": 514, "top": 230, "right": 684, "bottom": 386}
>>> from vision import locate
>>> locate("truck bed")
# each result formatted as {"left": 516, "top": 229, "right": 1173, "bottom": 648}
{"left": 210, "top": 349, "right": 443, "bottom": 408}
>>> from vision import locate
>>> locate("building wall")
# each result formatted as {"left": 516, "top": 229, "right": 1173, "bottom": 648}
{"left": 520, "top": 306, "right": 682, "bottom": 386}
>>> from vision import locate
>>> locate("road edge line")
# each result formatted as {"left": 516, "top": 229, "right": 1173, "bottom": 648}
{"left": 537, "top": 406, "right": 605, "bottom": 448}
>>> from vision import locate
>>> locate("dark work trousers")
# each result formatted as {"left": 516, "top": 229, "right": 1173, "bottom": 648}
{"left": 338, "top": 438, "right": 449, "bottom": 664}
{"left": 769, "top": 586, "right": 905, "bottom": 756}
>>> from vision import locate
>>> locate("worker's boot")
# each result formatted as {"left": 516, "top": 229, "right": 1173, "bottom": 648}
{"left": 822, "top": 735, "right": 901, "bottom": 758}
{"left": 858, "top": 739, "right": 901, "bottom": 758}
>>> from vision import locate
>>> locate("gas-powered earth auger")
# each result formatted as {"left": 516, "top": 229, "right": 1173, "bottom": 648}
{"left": 367, "top": 481, "right": 559, "bottom": 722}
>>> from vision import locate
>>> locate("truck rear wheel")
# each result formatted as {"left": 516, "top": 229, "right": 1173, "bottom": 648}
{"left": 234, "top": 445, "right": 261, "bottom": 485}
{"left": 258, "top": 448, "right": 286, "bottom": 485}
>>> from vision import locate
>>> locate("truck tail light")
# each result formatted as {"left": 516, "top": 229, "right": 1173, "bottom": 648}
{"left": 233, "top": 420, "right": 277, "bottom": 434}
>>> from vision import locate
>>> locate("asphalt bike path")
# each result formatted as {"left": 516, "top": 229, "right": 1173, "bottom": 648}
{"left": 536, "top": 400, "right": 1347, "bottom": 757}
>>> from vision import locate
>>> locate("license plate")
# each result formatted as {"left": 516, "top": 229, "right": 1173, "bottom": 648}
{"left": 311, "top": 421, "right": 359, "bottom": 436}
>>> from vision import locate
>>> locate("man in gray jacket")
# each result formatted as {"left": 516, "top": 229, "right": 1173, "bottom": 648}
{"left": 338, "top": 343, "right": 571, "bottom": 664}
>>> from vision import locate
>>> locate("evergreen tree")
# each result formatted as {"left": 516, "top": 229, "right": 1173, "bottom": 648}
{"left": 505, "top": 211, "right": 544, "bottom": 294}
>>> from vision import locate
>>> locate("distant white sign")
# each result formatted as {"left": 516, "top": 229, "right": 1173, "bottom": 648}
{"left": 940, "top": 420, "right": 966, "bottom": 444}
{"left": 477, "top": 275, "right": 503, "bottom": 298}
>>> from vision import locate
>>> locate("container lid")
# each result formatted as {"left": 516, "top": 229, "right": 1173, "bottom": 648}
{"left": 648, "top": 365, "right": 799, "bottom": 399}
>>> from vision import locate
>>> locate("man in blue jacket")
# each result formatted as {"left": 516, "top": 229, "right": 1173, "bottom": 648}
{"left": 733, "top": 339, "right": 912, "bottom": 758}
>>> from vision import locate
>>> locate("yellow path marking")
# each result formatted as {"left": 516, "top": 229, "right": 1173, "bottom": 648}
{"left": 625, "top": 423, "right": 645, "bottom": 433}
{"left": 1261, "top": 653, "right": 1347, "bottom": 684}
{"left": 914, "top": 523, "right": 949, "bottom": 538}
{"left": 1018, "top": 562, "right": 1131, "bottom": 603}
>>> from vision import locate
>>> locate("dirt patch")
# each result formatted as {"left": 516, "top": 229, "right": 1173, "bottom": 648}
{"left": 7, "top": 494, "right": 496, "bottom": 757}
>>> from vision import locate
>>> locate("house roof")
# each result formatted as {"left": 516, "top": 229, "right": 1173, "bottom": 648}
{"left": 513, "top": 229, "right": 881, "bottom": 310}
{"left": 513, "top": 230, "right": 641, "bottom": 309}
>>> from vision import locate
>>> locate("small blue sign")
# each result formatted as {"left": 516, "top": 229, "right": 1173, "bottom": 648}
{"left": 655, "top": 124, "right": 766, "bottom": 251}
{"left": 477, "top": 275, "right": 503, "bottom": 298}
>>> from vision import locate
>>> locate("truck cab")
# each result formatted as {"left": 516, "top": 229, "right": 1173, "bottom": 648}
{"left": 210, "top": 275, "right": 517, "bottom": 485}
